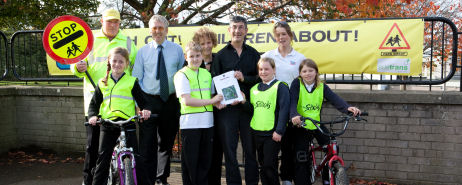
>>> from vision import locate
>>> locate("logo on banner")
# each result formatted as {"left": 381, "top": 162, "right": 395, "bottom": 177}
{"left": 379, "top": 23, "right": 410, "bottom": 56}
{"left": 377, "top": 58, "right": 410, "bottom": 74}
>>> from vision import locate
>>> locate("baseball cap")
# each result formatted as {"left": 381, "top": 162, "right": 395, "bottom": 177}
{"left": 102, "top": 9, "right": 120, "bottom": 21}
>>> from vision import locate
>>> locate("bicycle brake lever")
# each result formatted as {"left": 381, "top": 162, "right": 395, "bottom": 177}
{"left": 354, "top": 116, "right": 367, "bottom": 122}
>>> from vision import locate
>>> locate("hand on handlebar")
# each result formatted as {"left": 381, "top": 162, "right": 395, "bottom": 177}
{"left": 347, "top": 106, "right": 361, "bottom": 116}
{"left": 291, "top": 116, "right": 302, "bottom": 127}
{"left": 88, "top": 116, "right": 100, "bottom": 126}
{"left": 138, "top": 109, "right": 151, "bottom": 122}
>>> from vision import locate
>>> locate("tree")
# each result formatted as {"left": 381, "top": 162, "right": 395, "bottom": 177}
{"left": 114, "top": 0, "right": 236, "bottom": 28}
{"left": 0, "top": 0, "right": 100, "bottom": 33}
{"left": 233, "top": 0, "right": 458, "bottom": 21}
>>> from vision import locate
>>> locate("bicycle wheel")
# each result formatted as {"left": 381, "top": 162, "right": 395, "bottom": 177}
{"left": 309, "top": 156, "right": 316, "bottom": 184}
{"left": 108, "top": 158, "right": 120, "bottom": 185}
{"left": 330, "top": 162, "right": 349, "bottom": 185}
{"left": 123, "top": 157, "right": 135, "bottom": 185}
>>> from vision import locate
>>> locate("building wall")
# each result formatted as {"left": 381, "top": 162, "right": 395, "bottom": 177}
{"left": 0, "top": 86, "right": 461, "bottom": 184}
{"left": 0, "top": 86, "right": 86, "bottom": 153}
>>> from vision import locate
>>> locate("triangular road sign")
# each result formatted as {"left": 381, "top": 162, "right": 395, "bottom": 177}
{"left": 379, "top": 23, "right": 410, "bottom": 50}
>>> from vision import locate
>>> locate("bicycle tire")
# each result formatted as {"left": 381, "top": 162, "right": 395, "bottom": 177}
{"left": 123, "top": 157, "right": 135, "bottom": 185}
{"left": 309, "top": 163, "right": 316, "bottom": 184}
{"left": 309, "top": 152, "right": 316, "bottom": 184}
{"left": 108, "top": 158, "right": 120, "bottom": 185}
{"left": 331, "top": 162, "right": 349, "bottom": 185}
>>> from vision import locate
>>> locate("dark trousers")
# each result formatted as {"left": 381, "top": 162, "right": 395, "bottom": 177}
{"left": 253, "top": 134, "right": 280, "bottom": 185}
{"left": 83, "top": 123, "right": 99, "bottom": 185}
{"left": 216, "top": 107, "right": 258, "bottom": 185}
{"left": 279, "top": 124, "right": 295, "bottom": 182}
{"left": 139, "top": 115, "right": 158, "bottom": 184}
{"left": 92, "top": 124, "right": 138, "bottom": 185}
{"left": 208, "top": 119, "right": 223, "bottom": 185}
{"left": 181, "top": 128, "right": 214, "bottom": 185}
{"left": 293, "top": 127, "right": 329, "bottom": 185}
{"left": 139, "top": 93, "right": 180, "bottom": 184}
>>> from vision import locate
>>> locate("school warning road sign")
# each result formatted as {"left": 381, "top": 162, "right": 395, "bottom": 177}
{"left": 42, "top": 15, "right": 93, "bottom": 65}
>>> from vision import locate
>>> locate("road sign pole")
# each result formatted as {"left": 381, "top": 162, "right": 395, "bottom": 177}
{"left": 85, "top": 71, "right": 96, "bottom": 88}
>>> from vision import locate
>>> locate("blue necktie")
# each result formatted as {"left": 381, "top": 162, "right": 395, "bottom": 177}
{"left": 156, "top": 45, "right": 169, "bottom": 102}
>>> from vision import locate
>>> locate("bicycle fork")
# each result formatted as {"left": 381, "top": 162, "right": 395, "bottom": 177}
{"left": 116, "top": 130, "right": 137, "bottom": 185}
{"left": 327, "top": 142, "right": 345, "bottom": 185}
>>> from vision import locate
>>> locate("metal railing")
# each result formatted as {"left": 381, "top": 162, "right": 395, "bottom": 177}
{"left": 0, "top": 31, "right": 7, "bottom": 80}
{"left": 2, "top": 17, "right": 461, "bottom": 91}
{"left": 318, "top": 17, "right": 459, "bottom": 91}
{"left": 10, "top": 30, "right": 80, "bottom": 81}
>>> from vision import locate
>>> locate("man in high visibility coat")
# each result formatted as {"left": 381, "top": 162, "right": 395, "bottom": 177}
{"left": 70, "top": 9, "right": 137, "bottom": 185}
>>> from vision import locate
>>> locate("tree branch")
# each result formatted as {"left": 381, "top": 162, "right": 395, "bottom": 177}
{"left": 124, "top": 0, "right": 143, "bottom": 11}
{"left": 181, "top": 0, "right": 217, "bottom": 24}
{"left": 254, "top": 1, "right": 295, "bottom": 22}
{"left": 194, "top": 1, "right": 235, "bottom": 25}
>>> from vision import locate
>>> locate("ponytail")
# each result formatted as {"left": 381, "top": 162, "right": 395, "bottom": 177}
{"left": 102, "top": 61, "right": 111, "bottom": 86}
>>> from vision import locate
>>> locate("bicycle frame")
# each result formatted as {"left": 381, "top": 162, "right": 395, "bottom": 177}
{"left": 310, "top": 136, "right": 345, "bottom": 185}
{"left": 112, "top": 126, "right": 137, "bottom": 185}
{"left": 87, "top": 114, "right": 143, "bottom": 185}
{"left": 302, "top": 112, "right": 367, "bottom": 185}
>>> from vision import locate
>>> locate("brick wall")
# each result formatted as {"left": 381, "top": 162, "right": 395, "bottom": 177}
{"left": 0, "top": 86, "right": 461, "bottom": 184}
{"left": 0, "top": 88, "right": 17, "bottom": 153}
{"left": 0, "top": 86, "right": 86, "bottom": 153}
{"left": 328, "top": 90, "right": 462, "bottom": 185}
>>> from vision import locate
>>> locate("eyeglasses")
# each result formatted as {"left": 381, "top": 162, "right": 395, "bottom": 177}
{"left": 151, "top": 26, "right": 165, "bottom": 32}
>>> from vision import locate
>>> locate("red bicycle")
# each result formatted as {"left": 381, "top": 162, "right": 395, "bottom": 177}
{"left": 301, "top": 112, "right": 368, "bottom": 185}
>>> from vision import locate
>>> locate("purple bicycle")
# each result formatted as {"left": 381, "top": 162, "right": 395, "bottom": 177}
{"left": 86, "top": 114, "right": 155, "bottom": 185}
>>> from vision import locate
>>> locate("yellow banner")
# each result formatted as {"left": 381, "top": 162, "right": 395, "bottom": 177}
{"left": 47, "top": 19, "right": 423, "bottom": 76}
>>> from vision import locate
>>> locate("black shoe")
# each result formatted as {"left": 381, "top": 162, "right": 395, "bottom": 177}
{"left": 155, "top": 179, "right": 170, "bottom": 185}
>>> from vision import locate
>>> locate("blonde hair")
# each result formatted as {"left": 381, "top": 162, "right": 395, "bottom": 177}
{"left": 102, "top": 47, "right": 130, "bottom": 86}
{"left": 184, "top": 41, "right": 202, "bottom": 54}
{"left": 192, "top": 27, "right": 218, "bottom": 48}
{"left": 299, "top": 58, "right": 321, "bottom": 86}
{"left": 257, "top": 57, "right": 275, "bottom": 69}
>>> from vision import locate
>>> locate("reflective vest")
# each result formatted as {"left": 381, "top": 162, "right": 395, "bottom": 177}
{"left": 98, "top": 74, "right": 137, "bottom": 120}
{"left": 296, "top": 78, "right": 324, "bottom": 130}
{"left": 71, "top": 29, "right": 137, "bottom": 116}
{"left": 177, "top": 67, "right": 213, "bottom": 115}
{"left": 250, "top": 81, "right": 281, "bottom": 131}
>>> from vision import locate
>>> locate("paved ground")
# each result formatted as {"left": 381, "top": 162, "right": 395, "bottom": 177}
{"left": 0, "top": 148, "right": 236, "bottom": 185}
{"left": 0, "top": 147, "right": 326, "bottom": 185}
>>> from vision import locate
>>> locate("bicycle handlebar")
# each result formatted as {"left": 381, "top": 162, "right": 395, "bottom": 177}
{"left": 300, "top": 112, "right": 368, "bottom": 137}
{"left": 84, "top": 114, "right": 158, "bottom": 126}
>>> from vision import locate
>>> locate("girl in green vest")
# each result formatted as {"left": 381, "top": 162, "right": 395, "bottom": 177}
{"left": 289, "top": 59, "right": 360, "bottom": 185}
{"left": 250, "top": 57, "right": 290, "bottom": 185}
{"left": 173, "top": 41, "right": 223, "bottom": 185}
{"left": 87, "top": 47, "right": 152, "bottom": 185}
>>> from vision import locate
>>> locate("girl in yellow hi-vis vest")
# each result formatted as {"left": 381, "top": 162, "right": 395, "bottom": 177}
{"left": 250, "top": 57, "right": 290, "bottom": 185}
{"left": 289, "top": 59, "right": 361, "bottom": 185}
{"left": 173, "top": 41, "right": 224, "bottom": 185}
{"left": 87, "top": 47, "right": 152, "bottom": 185}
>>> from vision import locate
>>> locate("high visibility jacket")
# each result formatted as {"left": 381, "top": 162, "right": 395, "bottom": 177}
{"left": 250, "top": 81, "right": 281, "bottom": 131}
{"left": 297, "top": 78, "right": 324, "bottom": 130}
{"left": 177, "top": 67, "right": 213, "bottom": 115}
{"left": 71, "top": 29, "right": 137, "bottom": 116}
{"left": 98, "top": 74, "right": 137, "bottom": 120}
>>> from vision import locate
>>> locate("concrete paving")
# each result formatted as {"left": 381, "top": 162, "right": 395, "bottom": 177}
{"left": 0, "top": 161, "right": 325, "bottom": 185}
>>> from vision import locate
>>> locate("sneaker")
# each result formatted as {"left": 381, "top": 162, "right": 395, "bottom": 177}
{"left": 155, "top": 179, "right": 170, "bottom": 185}
{"left": 281, "top": 180, "right": 293, "bottom": 185}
